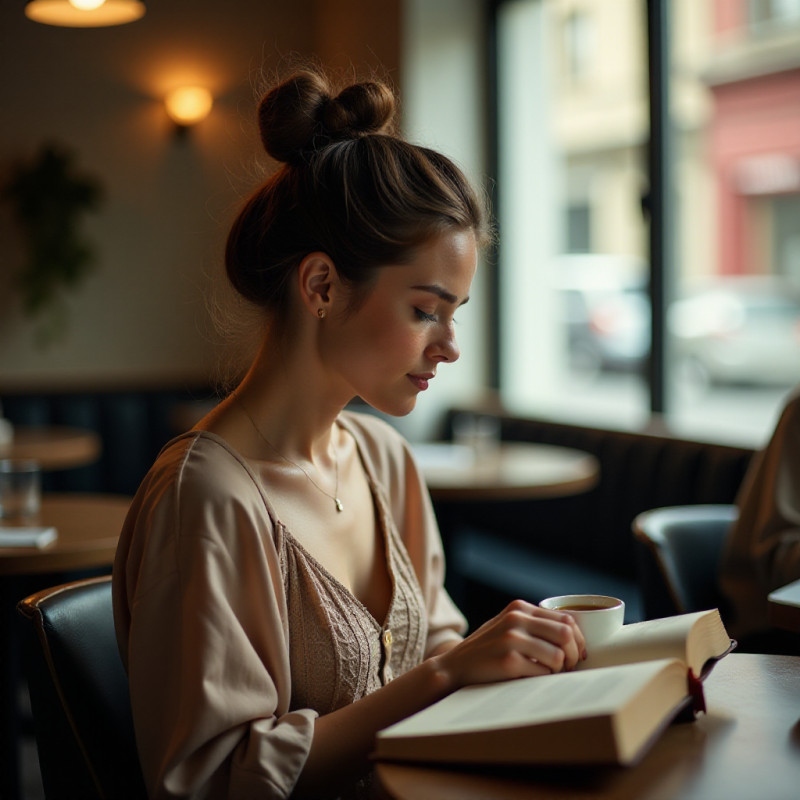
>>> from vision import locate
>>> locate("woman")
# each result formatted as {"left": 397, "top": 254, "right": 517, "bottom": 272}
{"left": 720, "top": 384, "right": 800, "bottom": 651}
{"left": 113, "top": 68, "right": 585, "bottom": 799}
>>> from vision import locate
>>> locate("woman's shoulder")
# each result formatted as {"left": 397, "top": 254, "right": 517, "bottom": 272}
{"left": 145, "top": 430, "right": 264, "bottom": 506}
{"left": 116, "top": 432, "right": 280, "bottom": 618}
{"left": 121, "top": 431, "right": 276, "bottom": 565}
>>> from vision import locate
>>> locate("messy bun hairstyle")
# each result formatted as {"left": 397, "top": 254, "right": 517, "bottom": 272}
{"left": 226, "top": 69, "right": 489, "bottom": 319}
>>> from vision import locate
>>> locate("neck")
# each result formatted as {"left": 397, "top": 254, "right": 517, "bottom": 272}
{"left": 232, "top": 336, "right": 351, "bottom": 463}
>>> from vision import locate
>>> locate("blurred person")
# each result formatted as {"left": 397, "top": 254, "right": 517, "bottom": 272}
{"left": 112, "top": 67, "right": 585, "bottom": 800}
{"left": 720, "top": 384, "right": 800, "bottom": 653}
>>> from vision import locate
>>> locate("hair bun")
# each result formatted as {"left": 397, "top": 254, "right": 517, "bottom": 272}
{"left": 258, "top": 70, "right": 396, "bottom": 164}
{"left": 322, "top": 82, "right": 396, "bottom": 140}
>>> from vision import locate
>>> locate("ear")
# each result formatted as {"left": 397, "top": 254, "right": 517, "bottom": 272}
{"left": 297, "top": 252, "right": 338, "bottom": 318}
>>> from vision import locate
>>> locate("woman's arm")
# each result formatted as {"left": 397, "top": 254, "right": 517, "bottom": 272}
{"left": 295, "top": 600, "right": 584, "bottom": 797}
{"left": 116, "top": 442, "right": 322, "bottom": 800}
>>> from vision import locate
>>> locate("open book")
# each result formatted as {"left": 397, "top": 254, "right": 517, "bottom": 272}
{"left": 374, "top": 609, "right": 734, "bottom": 768}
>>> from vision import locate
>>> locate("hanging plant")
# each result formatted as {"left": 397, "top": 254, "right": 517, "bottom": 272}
{"left": 3, "top": 143, "right": 102, "bottom": 345}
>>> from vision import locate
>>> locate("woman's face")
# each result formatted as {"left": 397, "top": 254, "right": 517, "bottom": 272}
{"left": 324, "top": 229, "right": 478, "bottom": 417}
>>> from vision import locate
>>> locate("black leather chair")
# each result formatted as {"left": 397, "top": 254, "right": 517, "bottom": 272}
{"left": 632, "top": 504, "right": 739, "bottom": 620}
{"left": 17, "top": 575, "right": 146, "bottom": 800}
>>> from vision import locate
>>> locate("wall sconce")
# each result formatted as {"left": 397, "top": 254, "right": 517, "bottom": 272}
{"left": 164, "top": 86, "right": 214, "bottom": 133}
{"left": 25, "top": 0, "right": 146, "bottom": 27}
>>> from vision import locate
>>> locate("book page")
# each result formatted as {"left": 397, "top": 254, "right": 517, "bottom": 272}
{"left": 379, "top": 659, "right": 680, "bottom": 739}
{"left": 578, "top": 609, "right": 725, "bottom": 672}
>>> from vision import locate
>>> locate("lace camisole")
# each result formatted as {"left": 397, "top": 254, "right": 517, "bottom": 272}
{"left": 269, "top": 424, "right": 429, "bottom": 715}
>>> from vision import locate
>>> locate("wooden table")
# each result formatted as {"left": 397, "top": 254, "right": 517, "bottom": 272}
{"left": 0, "top": 492, "right": 130, "bottom": 800}
{"left": 0, "top": 492, "right": 131, "bottom": 576}
{"left": 1, "top": 425, "right": 102, "bottom": 470}
{"left": 768, "top": 578, "right": 800, "bottom": 632}
{"left": 413, "top": 442, "right": 600, "bottom": 502}
{"left": 376, "top": 652, "right": 800, "bottom": 800}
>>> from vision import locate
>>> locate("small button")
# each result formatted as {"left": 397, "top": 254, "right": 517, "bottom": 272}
{"left": 383, "top": 629, "right": 393, "bottom": 647}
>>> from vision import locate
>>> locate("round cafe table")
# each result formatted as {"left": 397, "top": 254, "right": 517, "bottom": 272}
{"left": 0, "top": 492, "right": 131, "bottom": 576}
{"left": 413, "top": 441, "right": 600, "bottom": 502}
{"left": 1, "top": 425, "right": 101, "bottom": 471}
{"left": 375, "top": 653, "right": 800, "bottom": 800}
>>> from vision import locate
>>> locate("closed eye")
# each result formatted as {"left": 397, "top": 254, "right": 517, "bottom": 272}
{"left": 414, "top": 308, "right": 438, "bottom": 323}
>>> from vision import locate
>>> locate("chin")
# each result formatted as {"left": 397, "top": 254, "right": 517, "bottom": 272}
{"left": 360, "top": 394, "right": 418, "bottom": 419}
{"left": 381, "top": 403, "right": 418, "bottom": 419}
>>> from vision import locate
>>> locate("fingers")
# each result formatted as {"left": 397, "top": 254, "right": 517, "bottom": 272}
{"left": 529, "top": 603, "right": 587, "bottom": 667}
{"left": 435, "top": 599, "right": 588, "bottom": 690}
{"left": 496, "top": 600, "right": 586, "bottom": 673}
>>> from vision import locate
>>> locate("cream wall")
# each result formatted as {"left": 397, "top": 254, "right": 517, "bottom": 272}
{"left": 0, "top": 0, "right": 403, "bottom": 391}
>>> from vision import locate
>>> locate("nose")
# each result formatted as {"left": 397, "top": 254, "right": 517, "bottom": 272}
{"left": 426, "top": 325, "right": 460, "bottom": 364}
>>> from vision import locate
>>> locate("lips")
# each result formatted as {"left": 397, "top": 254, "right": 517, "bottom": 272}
{"left": 407, "top": 373, "right": 434, "bottom": 391}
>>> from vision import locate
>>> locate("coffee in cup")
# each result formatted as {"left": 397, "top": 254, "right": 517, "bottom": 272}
{"left": 539, "top": 594, "right": 625, "bottom": 648}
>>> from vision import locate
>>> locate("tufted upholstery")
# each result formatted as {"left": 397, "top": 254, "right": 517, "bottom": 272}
{"left": 17, "top": 576, "right": 146, "bottom": 800}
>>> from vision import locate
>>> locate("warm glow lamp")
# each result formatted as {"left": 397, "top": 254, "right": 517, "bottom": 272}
{"left": 164, "top": 86, "right": 214, "bottom": 128}
{"left": 25, "top": 0, "right": 146, "bottom": 27}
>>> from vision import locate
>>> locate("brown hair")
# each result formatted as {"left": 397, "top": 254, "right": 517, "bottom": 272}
{"left": 225, "top": 69, "right": 489, "bottom": 321}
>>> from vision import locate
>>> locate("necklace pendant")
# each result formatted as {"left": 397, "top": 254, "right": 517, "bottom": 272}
{"left": 334, "top": 497, "right": 344, "bottom": 513}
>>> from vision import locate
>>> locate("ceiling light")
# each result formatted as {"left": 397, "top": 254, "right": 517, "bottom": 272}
{"left": 25, "top": 0, "right": 146, "bottom": 27}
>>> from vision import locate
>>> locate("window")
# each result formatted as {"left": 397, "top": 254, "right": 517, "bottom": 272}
{"left": 493, "top": 0, "right": 800, "bottom": 446}
{"left": 494, "top": 0, "right": 650, "bottom": 427}
{"left": 668, "top": 0, "right": 800, "bottom": 443}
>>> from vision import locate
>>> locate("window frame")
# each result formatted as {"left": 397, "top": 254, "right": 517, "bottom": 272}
{"left": 486, "top": 0, "right": 673, "bottom": 414}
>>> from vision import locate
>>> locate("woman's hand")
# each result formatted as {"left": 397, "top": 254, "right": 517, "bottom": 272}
{"left": 431, "top": 600, "right": 586, "bottom": 691}
{"left": 299, "top": 599, "right": 584, "bottom": 796}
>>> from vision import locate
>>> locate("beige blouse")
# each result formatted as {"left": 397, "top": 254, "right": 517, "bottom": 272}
{"left": 720, "top": 386, "right": 800, "bottom": 639}
{"left": 113, "top": 411, "right": 466, "bottom": 799}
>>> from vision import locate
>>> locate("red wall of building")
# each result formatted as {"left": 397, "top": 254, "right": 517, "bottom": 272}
{"left": 711, "top": 69, "right": 800, "bottom": 274}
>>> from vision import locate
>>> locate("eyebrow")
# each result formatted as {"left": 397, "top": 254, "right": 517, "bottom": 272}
{"left": 411, "top": 284, "right": 470, "bottom": 306}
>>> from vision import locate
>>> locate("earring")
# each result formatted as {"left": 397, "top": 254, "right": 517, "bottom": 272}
{"left": 317, "top": 308, "right": 326, "bottom": 319}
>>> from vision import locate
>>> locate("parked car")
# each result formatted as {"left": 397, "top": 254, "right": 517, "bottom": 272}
{"left": 553, "top": 254, "right": 650, "bottom": 376}
{"left": 669, "top": 276, "right": 800, "bottom": 388}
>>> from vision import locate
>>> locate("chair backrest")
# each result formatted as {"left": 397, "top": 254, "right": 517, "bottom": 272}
{"left": 17, "top": 575, "right": 147, "bottom": 800}
{"left": 632, "top": 504, "right": 739, "bottom": 619}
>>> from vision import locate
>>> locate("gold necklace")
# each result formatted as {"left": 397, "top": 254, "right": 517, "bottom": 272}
{"left": 234, "top": 393, "right": 343, "bottom": 513}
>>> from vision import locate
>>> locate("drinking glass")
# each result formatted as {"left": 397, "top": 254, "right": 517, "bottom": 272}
{"left": 0, "top": 459, "right": 42, "bottom": 520}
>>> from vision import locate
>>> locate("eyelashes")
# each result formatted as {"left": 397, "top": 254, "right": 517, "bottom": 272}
{"left": 414, "top": 308, "right": 438, "bottom": 323}
{"left": 414, "top": 308, "right": 459, "bottom": 326}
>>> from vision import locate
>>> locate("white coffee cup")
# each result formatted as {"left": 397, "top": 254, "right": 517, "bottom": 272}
{"left": 539, "top": 594, "right": 625, "bottom": 648}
